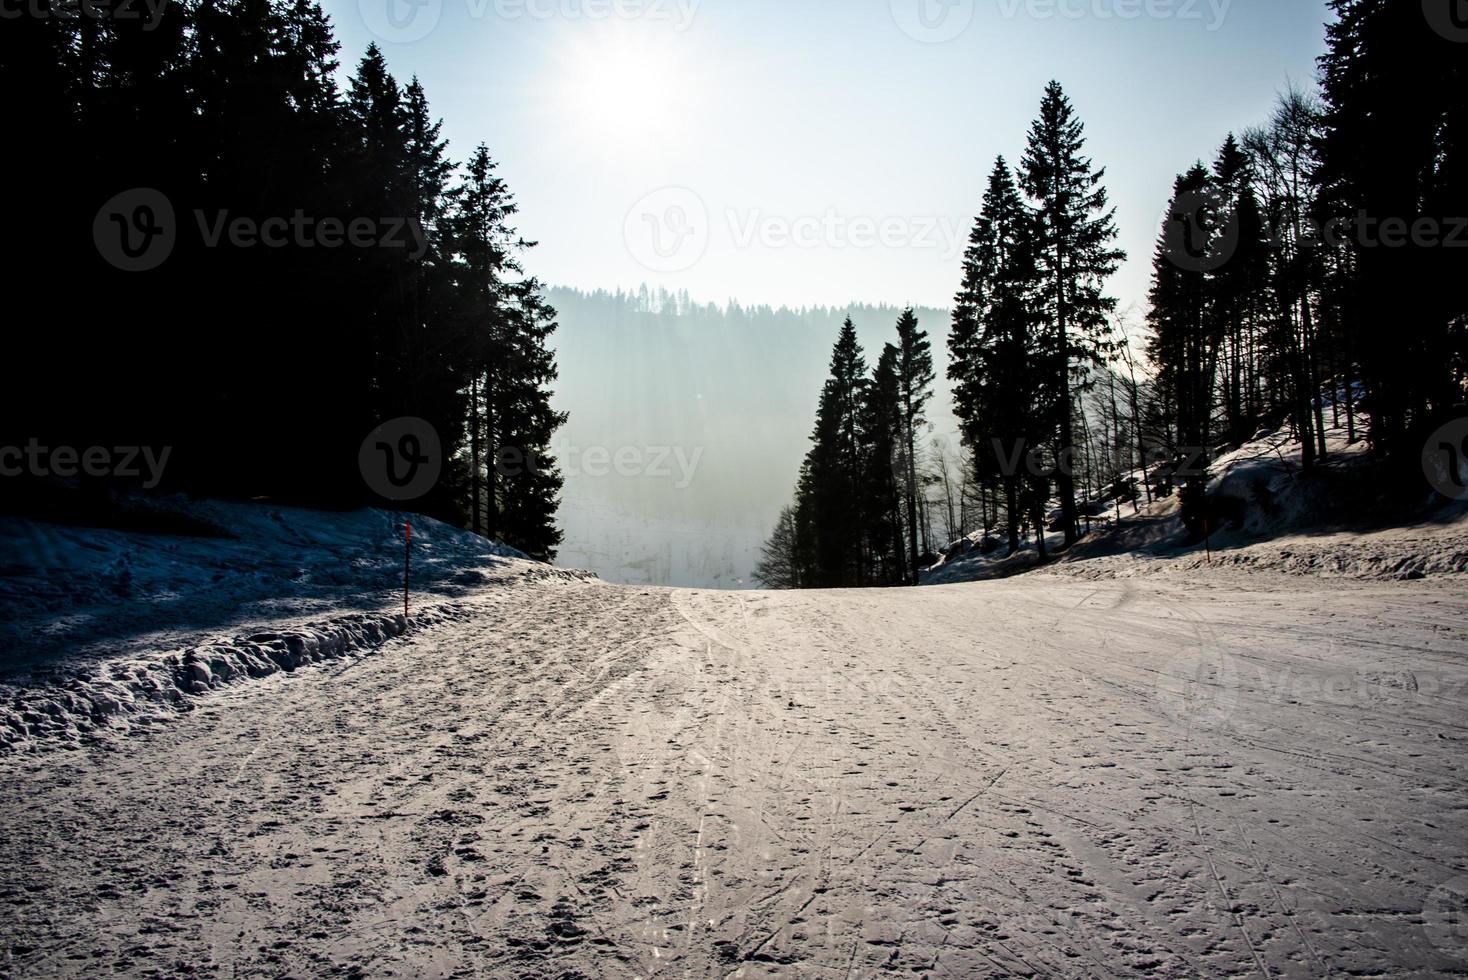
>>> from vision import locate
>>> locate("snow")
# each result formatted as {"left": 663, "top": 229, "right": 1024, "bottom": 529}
{"left": 1, "top": 571, "right": 1466, "bottom": 975}
{"left": 0, "top": 499, "right": 587, "bottom": 752}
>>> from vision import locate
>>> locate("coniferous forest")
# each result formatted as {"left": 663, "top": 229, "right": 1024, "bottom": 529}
{"left": 1, "top": 1, "right": 565, "bottom": 559}
{"left": 761, "top": 2, "right": 1466, "bottom": 588}
{"left": 2, "top": 0, "right": 1462, "bottom": 581}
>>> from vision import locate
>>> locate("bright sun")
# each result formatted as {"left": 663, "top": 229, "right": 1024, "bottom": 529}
{"left": 549, "top": 30, "right": 699, "bottom": 156}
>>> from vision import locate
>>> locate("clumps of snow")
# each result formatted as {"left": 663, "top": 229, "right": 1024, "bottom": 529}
{"left": 922, "top": 530, "right": 1068, "bottom": 585}
{"left": 1, "top": 606, "right": 428, "bottom": 753}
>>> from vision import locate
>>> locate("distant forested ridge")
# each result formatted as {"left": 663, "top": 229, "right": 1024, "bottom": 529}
{"left": 1, "top": 1, "right": 564, "bottom": 559}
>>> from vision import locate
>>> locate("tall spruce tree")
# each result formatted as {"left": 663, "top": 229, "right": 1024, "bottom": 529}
{"left": 450, "top": 144, "right": 566, "bottom": 560}
{"left": 792, "top": 321, "right": 869, "bottom": 587}
{"left": 1148, "top": 165, "right": 1222, "bottom": 540}
{"left": 494, "top": 284, "right": 567, "bottom": 561}
{"left": 1209, "top": 134, "right": 1271, "bottom": 445}
{"left": 951, "top": 158, "right": 1047, "bottom": 557}
{"left": 894, "top": 309, "right": 935, "bottom": 581}
{"left": 860, "top": 343, "right": 908, "bottom": 585}
{"left": 1021, "top": 81, "right": 1126, "bottom": 546}
{"left": 400, "top": 77, "right": 469, "bottom": 521}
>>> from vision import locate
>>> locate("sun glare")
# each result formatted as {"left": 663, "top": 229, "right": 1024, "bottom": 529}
{"left": 549, "top": 30, "right": 699, "bottom": 156}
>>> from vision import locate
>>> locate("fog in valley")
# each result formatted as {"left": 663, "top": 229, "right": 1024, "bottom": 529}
{"left": 549, "top": 288, "right": 957, "bottom": 586}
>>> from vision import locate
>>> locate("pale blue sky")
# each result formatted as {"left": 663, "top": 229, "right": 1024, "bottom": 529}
{"left": 328, "top": 0, "right": 1332, "bottom": 316}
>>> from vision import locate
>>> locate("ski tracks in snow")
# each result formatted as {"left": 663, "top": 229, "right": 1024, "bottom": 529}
{"left": 2, "top": 573, "right": 1467, "bottom": 977}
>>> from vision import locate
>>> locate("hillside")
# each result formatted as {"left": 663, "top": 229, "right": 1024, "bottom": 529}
{"left": 923, "top": 422, "right": 1468, "bottom": 586}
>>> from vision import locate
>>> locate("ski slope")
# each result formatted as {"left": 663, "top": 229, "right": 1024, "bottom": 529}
{"left": 2, "top": 571, "right": 1465, "bottom": 977}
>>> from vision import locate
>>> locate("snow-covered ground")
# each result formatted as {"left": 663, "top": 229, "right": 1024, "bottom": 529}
{"left": 2, "top": 561, "right": 1467, "bottom": 976}
{"left": 0, "top": 500, "right": 584, "bottom": 750}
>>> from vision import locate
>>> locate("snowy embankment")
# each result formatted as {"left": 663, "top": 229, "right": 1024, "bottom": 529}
{"left": 0, "top": 499, "right": 590, "bottom": 752}
{"left": 924, "top": 423, "right": 1468, "bottom": 585}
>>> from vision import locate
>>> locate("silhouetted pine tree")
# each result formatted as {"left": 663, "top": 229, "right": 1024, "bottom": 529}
{"left": 399, "top": 77, "right": 469, "bottom": 522}
{"left": 1148, "top": 165, "right": 1221, "bottom": 540}
{"left": 343, "top": 46, "right": 414, "bottom": 423}
{"left": 1244, "top": 87, "right": 1329, "bottom": 468}
{"left": 950, "top": 158, "right": 1047, "bottom": 557}
{"left": 1021, "top": 81, "right": 1125, "bottom": 546}
{"left": 792, "top": 321, "right": 869, "bottom": 587}
{"left": 450, "top": 145, "right": 565, "bottom": 560}
{"left": 894, "top": 309, "right": 935, "bottom": 580}
{"left": 859, "top": 343, "right": 908, "bottom": 585}
{"left": 494, "top": 285, "right": 567, "bottom": 561}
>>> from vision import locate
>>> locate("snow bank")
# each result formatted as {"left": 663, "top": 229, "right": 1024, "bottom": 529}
{"left": 0, "top": 497, "right": 595, "bottom": 752}
{"left": 1, "top": 606, "right": 426, "bottom": 753}
{"left": 922, "top": 421, "right": 1468, "bottom": 585}
{"left": 0, "top": 497, "right": 565, "bottom": 674}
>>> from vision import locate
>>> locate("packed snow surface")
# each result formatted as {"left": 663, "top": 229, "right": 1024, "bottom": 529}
{"left": 2, "top": 570, "right": 1466, "bottom": 976}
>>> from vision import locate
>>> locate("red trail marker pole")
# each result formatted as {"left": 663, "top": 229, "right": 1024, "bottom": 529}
{"left": 404, "top": 518, "right": 412, "bottom": 621}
